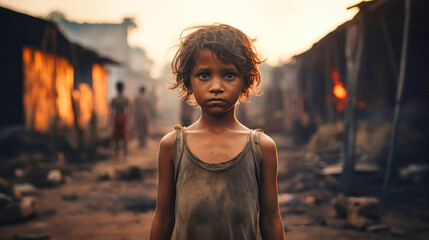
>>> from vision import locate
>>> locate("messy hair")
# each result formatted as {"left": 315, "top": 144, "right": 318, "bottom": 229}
{"left": 170, "top": 23, "right": 264, "bottom": 101}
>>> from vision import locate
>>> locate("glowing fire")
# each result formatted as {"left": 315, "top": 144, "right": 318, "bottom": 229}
{"left": 23, "top": 47, "right": 74, "bottom": 131}
{"left": 72, "top": 83, "right": 94, "bottom": 128}
{"left": 331, "top": 68, "right": 347, "bottom": 113}
{"left": 92, "top": 64, "right": 109, "bottom": 127}
{"left": 333, "top": 84, "right": 347, "bottom": 100}
{"left": 56, "top": 57, "right": 75, "bottom": 127}
{"left": 23, "top": 46, "right": 113, "bottom": 133}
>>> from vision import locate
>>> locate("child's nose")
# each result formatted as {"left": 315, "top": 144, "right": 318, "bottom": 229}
{"left": 209, "top": 77, "right": 224, "bottom": 93}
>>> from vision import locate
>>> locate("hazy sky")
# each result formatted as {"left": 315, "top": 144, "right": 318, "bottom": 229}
{"left": 0, "top": 0, "right": 360, "bottom": 77}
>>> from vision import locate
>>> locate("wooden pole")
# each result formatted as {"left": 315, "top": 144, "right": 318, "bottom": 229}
{"left": 382, "top": 0, "right": 412, "bottom": 204}
{"left": 342, "top": 16, "right": 365, "bottom": 193}
{"left": 380, "top": 13, "right": 399, "bottom": 83}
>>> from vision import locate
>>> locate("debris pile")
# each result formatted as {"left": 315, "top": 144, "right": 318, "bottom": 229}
{"left": 331, "top": 194, "right": 380, "bottom": 229}
{"left": 98, "top": 166, "right": 156, "bottom": 181}
{"left": 0, "top": 178, "right": 38, "bottom": 223}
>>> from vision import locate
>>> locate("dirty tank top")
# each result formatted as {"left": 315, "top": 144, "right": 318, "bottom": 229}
{"left": 173, "top": 127, "right": 263, "bottom": 240}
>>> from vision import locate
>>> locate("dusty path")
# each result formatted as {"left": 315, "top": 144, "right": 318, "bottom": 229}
{"left": 1, "top": 131, "right": 428, "bottom": 240}
{"left": 0, "top": 134, "right": 162, "bottom": 240}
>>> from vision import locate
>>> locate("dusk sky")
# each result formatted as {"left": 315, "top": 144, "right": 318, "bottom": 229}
{"left": 0, "top": 0, "right": 361, "bottom": 77}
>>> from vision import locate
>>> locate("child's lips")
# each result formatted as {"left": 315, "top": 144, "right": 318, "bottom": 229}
{"left": 207, "top": 98, "right": 226, "bottom": 104}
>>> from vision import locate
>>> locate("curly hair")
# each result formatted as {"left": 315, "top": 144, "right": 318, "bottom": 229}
{"left": 170, "top": 24, "right": 264, "bottom": 101}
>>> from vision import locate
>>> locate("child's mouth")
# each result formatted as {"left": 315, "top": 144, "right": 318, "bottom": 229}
{"left": 207, "top": 98, "right": 226, "bottom": 103}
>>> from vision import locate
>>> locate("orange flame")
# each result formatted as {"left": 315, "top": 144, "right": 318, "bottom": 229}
{"left": 73, "top": 83, "right": 94, "bottom": 128}
{"left": 92, "top": 64, "right": 109, "bottom": 127}
{"left": 56, "top": 57, "right": 75, "bottom": 127}
{"left": 23, "top": 47, "right": 74, "bottom": 131}
{"left": 333, "top": 84, "right": 347, "bottom": 100}
{"left": 331, "top": 68, "right": 347, "bottom": 113}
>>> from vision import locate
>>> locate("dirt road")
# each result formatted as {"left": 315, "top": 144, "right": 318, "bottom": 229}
{"left": 1, "top": 131, "right": 428, "bottom": 240}
{"left": 0, "top": 134, "right": 161, "bottom": 240}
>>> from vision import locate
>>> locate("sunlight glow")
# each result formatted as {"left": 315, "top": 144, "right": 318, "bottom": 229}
{"left": 1, "top": 0, "right": 361, "bottom": 77}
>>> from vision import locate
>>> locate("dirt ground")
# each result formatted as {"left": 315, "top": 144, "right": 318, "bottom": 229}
{"left": 1, "top": 129, "right": 428, "bottom": 240}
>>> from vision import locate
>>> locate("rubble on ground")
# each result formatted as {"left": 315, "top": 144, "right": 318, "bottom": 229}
{"left": 0, "top": 178, "right": 38, "bottom": 223}
{"left": 331, "top": 194, "right": 381, "bottom": 229}
{"left": 306, "top": 121, "right": 344, "bottom": 154}
{"left": 98, "top": 166, "right": 156, "bottom": 181}
{"left": 14, "top": 183, "right": 37, "bottom": 196}
{"left": 305, "top": 121, "right": 394, "bottom": 167}
{"left": 400, "top": 163, "right": 429, "bottom": 183}
{"left": 0, "top": 128, "right": 112, "bottom": 187}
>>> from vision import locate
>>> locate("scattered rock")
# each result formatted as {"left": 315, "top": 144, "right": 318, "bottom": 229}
{"left": 98, "top": 169, "right": 116, "bottom": 181}
{"left": 0, "top": 177, "right": 21, "bottom": 200}
{"left": 347, "top": 196, "right": 380, "bottom": 228}
{"left": 321, "top": 163, "right": 379, "bottom": 176}
{"left": 366, "top": 224, "right": 390, "bottom": 232}
{"left": 46, "top": 169, "right": 62, "bottom": 185}
{"left": 0, "top": 193, "right": 13, "bottom": 206}
{"left": 0, "top": 196, "right": 38, "bottom": 223}
{"left": 278, "top": 193, "right": 301, "bottom": 206}
{"left": 331, "top": 194, "right": 348, "bottom": 218}
{"left": 400, "top": 164, "right": 429, "bottom": 183}
{"left": 331, "top": 194, "right": 381, "bottom": 229}
{"left": 15, "top": 168, "right": 25, "bottom": 177}
{"left": 306, "top": 121, "right": 344, "bottom": 153}
{"left": 15, "top": 183, "right": 38, "bottom": 196}
{"left": 117, "top": 166, "right": 142, "bottom": 181}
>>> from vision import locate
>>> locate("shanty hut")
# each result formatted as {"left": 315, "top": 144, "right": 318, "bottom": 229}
{"left": 269, "top": 0, "right": 429, "bottom": 198}
{"left": 0, "top": 7, "right": 116, "bottom": 136}
{"left": 271, "top": 0, "right": 428, "bottom": 141}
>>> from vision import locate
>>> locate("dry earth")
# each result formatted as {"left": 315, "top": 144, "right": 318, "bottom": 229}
{"left": 0, "top": 131, "right": 428, "bottom": 240}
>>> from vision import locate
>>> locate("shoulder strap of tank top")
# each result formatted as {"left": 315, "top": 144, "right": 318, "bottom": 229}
{"left": 250, "top": 129, "right": 263, "bottom": 188}
{"left": 173, "top": 125, "right": 185, "bottom": 183}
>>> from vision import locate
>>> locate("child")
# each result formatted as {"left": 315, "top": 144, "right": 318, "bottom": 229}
{"left": 111, "top": 81, "right": 131, "bottom": 157}
{"left": 150, "top": 24, "right": 285, "bottom": 239}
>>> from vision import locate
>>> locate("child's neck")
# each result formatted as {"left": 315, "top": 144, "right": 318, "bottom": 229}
{"left": 195, "top": 109, "right": 243, "bottom": 131}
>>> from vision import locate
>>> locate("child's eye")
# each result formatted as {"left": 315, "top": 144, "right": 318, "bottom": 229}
{"left": 198, "top": 73, "right": 210, "bottom": 80}
{"left": 225, "top": 73, "right": 236, "bottom": 80}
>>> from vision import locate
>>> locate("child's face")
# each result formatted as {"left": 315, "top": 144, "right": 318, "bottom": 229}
{"left": 190, "top": 49, "right": 244, "bottom": 116}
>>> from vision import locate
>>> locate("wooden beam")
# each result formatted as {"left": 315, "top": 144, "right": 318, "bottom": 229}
{"left": 382, "top": 0, "right": 412, "bottom": 204}
{"left": 342, "top": 16, "right": 365, "bottom": 193}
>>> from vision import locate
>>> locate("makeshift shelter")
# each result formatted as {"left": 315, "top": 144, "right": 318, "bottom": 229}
{"left": 273, "top": 0, "right": 428, "bottom": 143}
{"left": 49, "top": 13, "right": 157, "bottom": 101}
{"left": 271, "top": 0, "right": 429, "bottom": 197}
{"left": 0, "top": 7, "right": 116, "bottom": 133}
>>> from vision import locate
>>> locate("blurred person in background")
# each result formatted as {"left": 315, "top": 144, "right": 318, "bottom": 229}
{"left": 134, "top": 86, "right": 151, "bottom": 147}
{"left": 111, "top": 81, "right": 131, "bottom": 157}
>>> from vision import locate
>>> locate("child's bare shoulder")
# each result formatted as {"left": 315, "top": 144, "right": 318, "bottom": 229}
{"left": 159, "top": 131, "right": 176, "bottom": 149}
{"left": 258, "top": 132, "right": 277, "bottom": 154}
{"left": 157, "top": 131, "right": 176, "bottom": 165}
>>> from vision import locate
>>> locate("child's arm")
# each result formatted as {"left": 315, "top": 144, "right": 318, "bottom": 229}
{"left": 150, "top": 132, "right": 176, "bottom": 240}
{"left": 258, "top": 133, "right": 285, "bottom": 240}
